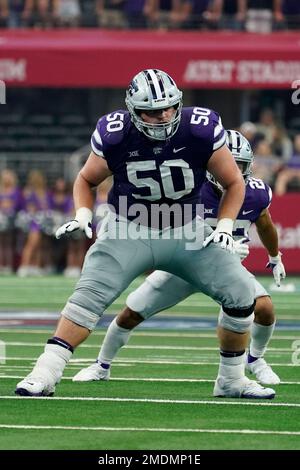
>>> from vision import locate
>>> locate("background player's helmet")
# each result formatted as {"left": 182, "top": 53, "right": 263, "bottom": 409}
{"left": 125, "top": 69, "right": 183, "bottom": 141}
{"left": 206, "top": 129, "right": 254, "bottom": 190}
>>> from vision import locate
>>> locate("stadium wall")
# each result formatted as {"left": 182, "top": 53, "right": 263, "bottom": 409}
{"left": 0, "top": 30, "right": 299, "bottom": 88}
{"left": 246, "top": 194, "right": 300, "bottom": 274}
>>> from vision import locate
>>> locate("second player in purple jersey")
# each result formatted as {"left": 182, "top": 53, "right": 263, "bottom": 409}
{"left": 202, "top": 176, "right": 272, "bottom": 239}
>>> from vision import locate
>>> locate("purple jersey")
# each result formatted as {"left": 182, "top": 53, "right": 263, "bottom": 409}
{"left": 124, "top": 0, "right": 146, "bottom": 13}
{"left": 91, "top": 107, "right": 226, "bottom": 224}
{"left": 51, "top": 193, "right": 74, "bottom": 215}
{"left": 0, "top": 188, "right": 23, "bottom": 216}
{"left": 202, "top": 177, "right": 272, "bottom": 239}
{"left": 22, "top": 190, "right": 53, "bottom": 232}
{"left": 23, "top": 190, "right": 52, "bottom": 212}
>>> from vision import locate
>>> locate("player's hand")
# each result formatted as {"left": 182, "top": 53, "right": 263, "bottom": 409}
{"left": 266, "top": 252, "right": 286, "bottom": 287}
{"left": 203, "top": 218, "right": 235, "bottom": 253}
{"left": 234, "top": 237, "right": 249, "bottom": 261}
{"left": 55, "top": 207, "right": 93, "bottom": 239}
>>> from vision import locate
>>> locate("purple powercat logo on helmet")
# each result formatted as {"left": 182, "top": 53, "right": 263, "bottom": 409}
{"left": 128, "top": 79, "right": 139, "bottom": 96}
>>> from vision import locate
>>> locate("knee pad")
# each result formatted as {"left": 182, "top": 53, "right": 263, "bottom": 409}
{"left": 126, "top": 274, "right": 160, "bottom": 315}
{"left": 62, "top": 302, "right": 100, "bottom": 331}
{"left": 126, "top": 271, "right": 175, "bottom": 318}
{"left": 126, "top": 289, "right": 147, "bottom": 315}
{"left": 146, "top": 270, "right": 173, "bottom": 288}
{"left": 218, "top": 301, "right": 255, "bottom": 333}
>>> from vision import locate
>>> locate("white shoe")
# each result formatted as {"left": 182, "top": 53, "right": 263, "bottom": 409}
{"left": 15, "top": 375, "right": 56, "bottom": 397}
{"left": 246, "top": 357, "right": 280, "bottom": 385}
{"left": 63, "top": 267, "right": 81, "bottom": 278}
{"left": 17, "top": 266, "right": 30, "bottom": 277}
{"left": 72, "top": 361, "right": 110, "bottom": 382}
{"left": 213, "top": 376, "right": 275, "bottom": 399}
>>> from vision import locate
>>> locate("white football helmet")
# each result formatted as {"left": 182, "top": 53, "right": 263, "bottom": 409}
{"left": 207, "top": 129, "right": 254, "bottom": 190}
{"left": 125, "top": 69, "right": 183, "bottom": 141}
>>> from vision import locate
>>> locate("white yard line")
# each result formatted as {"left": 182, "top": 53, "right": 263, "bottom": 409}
{"left": 2, "top": 357, "right": 297, "bottom": 366}
{"left": 0, "top": 424, "right": 299, "bottom": 435}
{"left": 1, "top": 341, "right": 295, "bottom": 352}
{"left": 1, "top": 396, "right": 300, "bottom": 407}
{"left": 0, "top": 374, "right": 299, "bottom": 385}
{"left": 0, "top": 329, "right": 299, "bottom": 340}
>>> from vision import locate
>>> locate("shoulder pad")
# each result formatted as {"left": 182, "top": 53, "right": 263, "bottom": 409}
{"left": 247, "top": 178, "right": 272, "bottom": 209}
{"left": 185, "top": 107, "right": 226, "bottom": 151}
{"left": 97, "top": 110, "right": 130, "bottom": 146}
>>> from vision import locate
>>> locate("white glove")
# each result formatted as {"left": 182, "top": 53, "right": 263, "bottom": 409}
{"left": 266, "top": 252, "right": 286, "bottom": 287}
{"left": 55, "top": 207, "right": 93, "bottom": 239}
{"left": 234, "top": 237, "right": 249, "bottom": 261}
{"left": 203, "top": 218, "right": 235, "bottom": 253}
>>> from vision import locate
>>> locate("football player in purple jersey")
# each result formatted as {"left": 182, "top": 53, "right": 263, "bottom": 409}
{"left": 74, "top": 130, "right": 285, "bottom": 387}
{"left": 16, "top": 69, "right": 275, "bottom": 399}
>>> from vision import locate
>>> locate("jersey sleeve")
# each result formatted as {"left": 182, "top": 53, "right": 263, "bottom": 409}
{"left": 91, "top": 118, "right": 105, "bottom": 157}
{"left": 254, "top": 179, "right": 273, "bottom": 214}
{"left": 265, "top": 184, "right": 273, "bottom": 209}
{"left": 212, "top": 114, "right": 226, "bottom": 151}
{"left": 90, "top": 110, "right": 129, "bottom": 158}
{"left": 188, "top": 108, "right": 226, "bottom": 165}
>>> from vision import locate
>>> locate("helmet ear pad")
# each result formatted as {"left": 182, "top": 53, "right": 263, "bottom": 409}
{"left": 125, "top": 69, "right": 183, "bottom": 141}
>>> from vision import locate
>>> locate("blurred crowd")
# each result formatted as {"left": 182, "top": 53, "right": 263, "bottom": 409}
{"left": 0, "top": 168, "right": 112, "bottom": 276}
{"left": 238, "top": 109, "right": 300, "bottom": 194}
{"left": 0, "top": 1, "right": 299, "bottom": 31}
{"left": 1, "top": 108, "right": 300, "bottom": 276}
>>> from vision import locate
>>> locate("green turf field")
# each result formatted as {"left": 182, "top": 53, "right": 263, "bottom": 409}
{"left": 0, "top": 276, "right": 300, "bottom": 450}
{"left": 0, "top": 275, "right": 299, "bottom": 317}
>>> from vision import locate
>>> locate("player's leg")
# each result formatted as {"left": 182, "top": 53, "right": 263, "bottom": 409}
{"left": 15, "top": 234, "right": 153, "bottom": 396}
{"left": 72, "top": 306, "right": 142, "bottom": 381}
{"left": 167, "top": 237, "right": 276, "bottom": 399}
{"left": 73, "top": 270, "right": 196, "bottom": 381}
{"left": 246, "top": 278, "right": 280, "bottom": 384}
{"left": 15, "top": 317, "right": 83, "bottom": 397}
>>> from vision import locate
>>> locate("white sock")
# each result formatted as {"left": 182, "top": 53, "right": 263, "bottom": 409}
{"left": 249, "top": 322, "right": 275, "bottom": 358}
{"left": 98, "top": 318, "right": 131, "bottom": 366}
{"left": 31, "top": 343, "right": 72, "bottom": 385}
{"left": 217, "top": 352, "right": 246, "bottom": 381}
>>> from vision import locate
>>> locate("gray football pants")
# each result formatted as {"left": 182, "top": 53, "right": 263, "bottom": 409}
{"left": 126, "top": 270, "right": 268, "bottom": 319}
{"left": 62, "top": 216, "right": 255, "bottom": 330}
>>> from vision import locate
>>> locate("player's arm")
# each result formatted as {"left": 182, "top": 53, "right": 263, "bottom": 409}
{"left": 255, "top": 208, "right": 279, "bottom": 257}
{"left": 255, "top": 208, "right": 286, "bottom": 286}
{"left": 203, "top": 144, "right": 245, "bottom": 251}
{"left": 208, "top": 144, "right": 245, "bottom": 221}
{"left": 56, "top": 152, "right": 112, "bottom": 239}
{"left": 73, "top": 151, "right": 112, "bottom": 212}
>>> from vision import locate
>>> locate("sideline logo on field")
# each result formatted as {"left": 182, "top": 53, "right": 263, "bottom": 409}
{"left": 0, "top": 340, "right": 6, "bottom": 364}
{"left": 291, "top": 339, "right": 300, "bottom": 365}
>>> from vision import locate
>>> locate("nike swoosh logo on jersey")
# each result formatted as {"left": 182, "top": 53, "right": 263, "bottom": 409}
{"left": 242, "top": 210, "right": 254, "bottom": 215}
{"left": 173, "top": 147, "right": 186, "bottom": 153}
